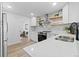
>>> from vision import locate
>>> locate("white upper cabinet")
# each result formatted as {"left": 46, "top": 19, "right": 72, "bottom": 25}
{"left": 63, "top": 2, "right": 79, "bottom": 24}
{"left": 62, "top": 4, "right": 69, "bottom": 24}
{"left": 30, "top": 17, "right": 37, "bottom": 26}
{"left": 69, "top": 2, "right": 79, "bottom": 23}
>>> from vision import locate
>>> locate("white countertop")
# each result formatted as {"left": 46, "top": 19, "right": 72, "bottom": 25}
{"left": 24, "top": 34, "right": 78, "bottom": 57}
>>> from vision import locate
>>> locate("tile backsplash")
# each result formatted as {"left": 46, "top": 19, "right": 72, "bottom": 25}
{"left": 50, "top": 24, "right": 70, "bottom": 34}
{"left": 30, "top": 24, "right": 70, "bottom": 34}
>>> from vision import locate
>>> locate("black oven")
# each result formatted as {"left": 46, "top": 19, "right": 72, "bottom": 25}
{"left": 38, "top": 32, "right": 47, "bottom": 42}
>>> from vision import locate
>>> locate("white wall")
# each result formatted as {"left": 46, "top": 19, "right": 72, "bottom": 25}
{"left": 7, "top": 12, "right": 29, "bottom": 46}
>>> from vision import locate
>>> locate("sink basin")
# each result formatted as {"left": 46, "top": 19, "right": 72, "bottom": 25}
{"left": 55, "top": 35, "right": 74, "bottom": 42}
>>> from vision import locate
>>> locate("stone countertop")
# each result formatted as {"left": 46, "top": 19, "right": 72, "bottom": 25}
{"left": 24, "top": 34, "right": 77, "bottom": 57}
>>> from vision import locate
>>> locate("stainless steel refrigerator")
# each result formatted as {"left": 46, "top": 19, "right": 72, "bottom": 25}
{"left": 0, "top": 5, "right": 8, "bottom": 56}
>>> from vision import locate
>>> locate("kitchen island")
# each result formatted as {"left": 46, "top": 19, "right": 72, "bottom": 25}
{"left": 24, "top": 34, "right": 78, "bottom": 57}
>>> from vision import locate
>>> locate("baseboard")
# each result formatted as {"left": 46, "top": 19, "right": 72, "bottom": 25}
{"left": 8, "top": 40, "right": 21, "bottom": 46}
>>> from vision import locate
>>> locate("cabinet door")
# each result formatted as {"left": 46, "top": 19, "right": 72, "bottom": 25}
{"left": 69, "top": 2, "right": 79, "bottom": 23}
{"left": 30, "top": 31, "right": 38, "bottom": 42}
{"left": 62, "top": 4, "right": 69, "bottom": 24}
{"left": 30, "top": 17, "right": 36, "bottom": 26}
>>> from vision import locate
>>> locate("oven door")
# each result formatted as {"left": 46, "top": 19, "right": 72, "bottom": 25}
{"left": 38, "top": 32, "right": 47, "bottom": 42}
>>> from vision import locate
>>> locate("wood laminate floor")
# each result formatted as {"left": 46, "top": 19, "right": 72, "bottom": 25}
{"left": 8, "top": 38, "right": 35, "bottom": 57}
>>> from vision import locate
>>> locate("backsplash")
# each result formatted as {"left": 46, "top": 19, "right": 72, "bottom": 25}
{"left": 30, "top": 24, "right": 70, "bottom": 34}
{"left": 50, "top": 24, "right": 70, "bottom": 34}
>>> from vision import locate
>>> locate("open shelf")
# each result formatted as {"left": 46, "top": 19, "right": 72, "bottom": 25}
{"left": 49, "top": 16, "right": 62, "bottom": 19}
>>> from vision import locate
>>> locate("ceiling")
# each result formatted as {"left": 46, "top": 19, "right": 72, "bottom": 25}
{"left": 3, "top": 2, "right": 67, "bottom": 17}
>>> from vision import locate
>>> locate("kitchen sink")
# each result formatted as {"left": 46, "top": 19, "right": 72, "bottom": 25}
{"left": 55, "top": 35, "right": 74, "bottom": 42}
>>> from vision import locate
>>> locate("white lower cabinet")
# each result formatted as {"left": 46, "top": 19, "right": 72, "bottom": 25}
{"left": 30, "top": 31, "right": 38, "bottom": 42}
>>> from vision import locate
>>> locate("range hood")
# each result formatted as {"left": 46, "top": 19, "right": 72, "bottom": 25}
{"left": 44, "top": 14, "right": 50, "bottom": 25}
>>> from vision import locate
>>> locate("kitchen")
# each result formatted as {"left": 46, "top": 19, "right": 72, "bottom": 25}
{"left": 29, "top": 2, "right": 74, "bottom": 42}
{"left": 24, "top": 2, "right": 79, "bottom": 57}
{"left": 1, "top": 2, "right": 79, "bottom": 57}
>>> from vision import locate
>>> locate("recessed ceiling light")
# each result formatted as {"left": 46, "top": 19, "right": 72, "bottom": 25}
{"left": 52, "top": 2, "right": 57, "bottom": 6}
{"left": 30, "top": 13, "right": 34, "bottom": 16}
{"left": 7, "top": 5, "right": 12, "bottom": 8}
